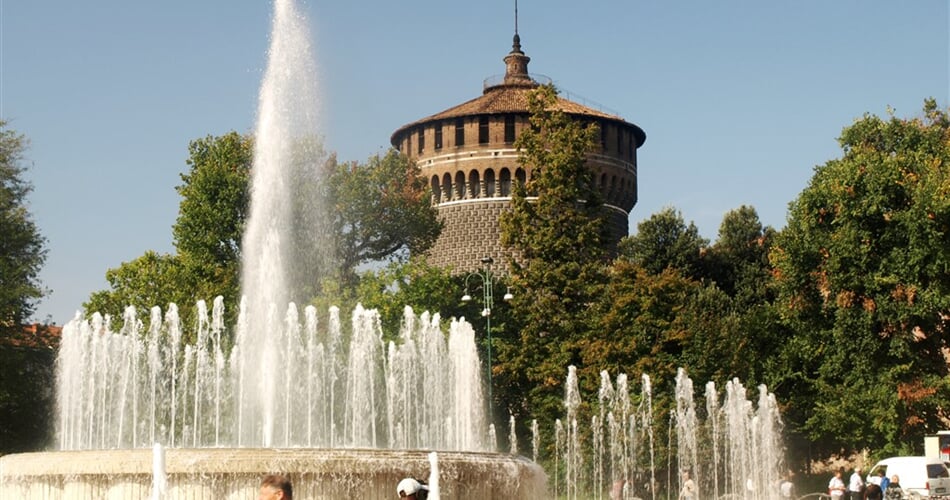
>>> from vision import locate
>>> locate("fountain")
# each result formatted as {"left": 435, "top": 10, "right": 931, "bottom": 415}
{"left": 0, "top": 0, "right": 787, "bottom": 497}
{"left": 0, "top": 300, "right": 545, "bottom": 499}
{"left": 0, "top": 0, "right": 545, "bottom": 497}
{"left": 545, "top": 367, "right": 786, "bottom": 500}
{"left": 51, "top": 302, "right": 494, "bottom": 451}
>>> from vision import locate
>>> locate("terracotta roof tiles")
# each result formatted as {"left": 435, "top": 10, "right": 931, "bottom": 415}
{"left": 391, "top": 84, "right": 645, "bottom": 146}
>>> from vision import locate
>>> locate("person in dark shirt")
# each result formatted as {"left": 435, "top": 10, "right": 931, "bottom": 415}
{"left": 884, "top": 475, "right": 902, "bottom": 500}
{"left": 864, "top": 483, "right": 883, "bottom": 500}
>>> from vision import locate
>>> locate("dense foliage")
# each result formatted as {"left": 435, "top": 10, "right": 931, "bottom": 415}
{"left": 770, "top": 99, "right": 950, "bottom": 455}
{"left": 0, "top": 122, "right": 52, "bottom": 454}
{"left": 496, "top": 83, "right": 610, "bottom": 431}
{"left": 0, "top": 342, "right": 56, "bottom": 453}
{"left": 618, "top": 206, "right": 708, "bottom": 280}
{"left": 328, "top": 150, "right": 442, "bottom": 286}
{"left": 0, "top": 121, "right": 47, "bottom": 329}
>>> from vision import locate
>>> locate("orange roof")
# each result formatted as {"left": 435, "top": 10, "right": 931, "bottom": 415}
{"left": 391, "top": 84, "right": 646, "bottom": 147}
{"left": 391, "top": 33, "right": 646, "bottom": 148}
{"left": 1, "top": 323, "right": 62, "bottom": 349}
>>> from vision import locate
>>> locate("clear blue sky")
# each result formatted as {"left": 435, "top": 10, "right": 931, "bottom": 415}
{"left": 3, "top": 1, "right": 948, "bottom": 325}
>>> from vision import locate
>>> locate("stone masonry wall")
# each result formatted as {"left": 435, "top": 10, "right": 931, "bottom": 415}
{"left": 426, "top": 199, "right": 630, "bottom": 273}
{"left": 426, "top": 200, "right": 514, "bottom": 273}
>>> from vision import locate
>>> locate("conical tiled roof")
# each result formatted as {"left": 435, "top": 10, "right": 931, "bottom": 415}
{"left": 391, "top": 34, "right": 646, "bottom": 148}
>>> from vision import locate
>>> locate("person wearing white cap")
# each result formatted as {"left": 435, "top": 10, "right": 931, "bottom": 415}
{"left": 397, "top": 477, "right": 429, "bottom": 499}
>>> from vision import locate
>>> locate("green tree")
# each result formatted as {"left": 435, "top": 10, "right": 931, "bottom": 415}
{"left": 672, "top": 281, "right": 743, "bottom": 381}
{"left": 587, "top": 261, "right": 701, "bottom": 388}
{"left": 619, "top": 207, "right": 709, "bottom": 281}
{"left": 0, "top": 121, "right": 47, "bottom": 330}
{"left": 0, "top": 121, "right": 52, "bottom": 454}
{"left": 174, "top": 132, "right": 253, "bottom": 320}
{"left": 0, "top": 340, "right": 56, "bottom": 453}
{"left": 771, "top": 99, "right": 950, "bottom": 455}
{"left": 705, "top": 206, "right": 775, "bottom": 303}
{"left": 705, "top": 206, "right": 793, "bottom": 393}
{"left": 328, "top": 149, "right": 442, "bottom": 286}
{"left": 496, "top": 84, "right": 609, "bottom": 432}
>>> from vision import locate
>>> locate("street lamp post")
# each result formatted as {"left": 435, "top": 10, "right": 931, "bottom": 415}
{"left": 461, "top": 256, "right": 513, "bottom": 411}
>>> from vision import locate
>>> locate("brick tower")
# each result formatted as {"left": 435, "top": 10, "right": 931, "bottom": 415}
{"left": 390, "top": 33, "right": 646, "bottom": 273}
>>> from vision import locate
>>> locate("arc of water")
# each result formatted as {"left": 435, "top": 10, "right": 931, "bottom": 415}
{"left": 706, "top": 381, "right": 721, "bottom": 499}
{"left": 166, "top": 304, "right": 181, "bottom": 447}
{"left": 531, "top": 419, "right": 539, "bottom": 463}
{"left": 211, "top": 297, "right": 226, "bottom": 447}
{"left": 146, "top": 307, "right": 162, "bottom": 447}
{"left": 675, "top": 368, "right": 699, "bottom": 494}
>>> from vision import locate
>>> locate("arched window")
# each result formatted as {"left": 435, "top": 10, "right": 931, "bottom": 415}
{"left": 515, "top": 168, "right": 527, "bottom": 186}
{"left": 610, "top": 175, "right": 617, "bottom": 203}
{"left": 431, "top": 175, "right": 441, "bottom": 204}
{"left": 500, "top": 168, "right": 512, "bottom": 197}
{"left": 442, "top": 173, "right": 452, "bottom": 201}
{"left": 455, "top": 171, "right": 466, "bottom": 200}
{"left": 484, "top": 169, "right": 496, "bottom": 197}
{"left": 468, "top": 170, "right": 481, "bottom": 199}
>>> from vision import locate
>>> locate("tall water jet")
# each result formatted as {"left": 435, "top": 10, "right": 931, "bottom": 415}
{"left": 238, "top": 0, "right": 327, "bottom": 447}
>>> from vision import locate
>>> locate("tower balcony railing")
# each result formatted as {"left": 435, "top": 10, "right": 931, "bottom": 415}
{"left": 483, "top": 73, "right": 552, "bottom": 90}
{"left": 482, "top": 74, "right": 624, "bottom": 119}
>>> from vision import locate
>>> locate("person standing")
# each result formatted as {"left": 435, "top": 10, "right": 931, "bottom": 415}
{"left": 829, "top": 469, "right": 847, "bottom": 500}
{"left": 610, "top": 479, "right": 627, "bottom": 500}
{"left": 259, "top": 474, "right": 293, "bottom": 500}
{"left": 849, "top": 467, "right": 866, "bottom": 500}
{"left": 879, "top": 471, "right": 891, "bottom": 496}
{"left": 680, "top": 471, "right": 697, "bottom": 500}
{"left": 780, "top": 470, "right": 796, "bottom": 499}
{"left": 869, "top": 469, "right": 884, "bottom": 487}
{"left": 884, "top": 475, "right": 902, "bottom": 500}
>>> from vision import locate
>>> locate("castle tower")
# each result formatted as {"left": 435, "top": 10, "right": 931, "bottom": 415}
{"left": 390, "top": 33, "right": 646, "bottom": 273}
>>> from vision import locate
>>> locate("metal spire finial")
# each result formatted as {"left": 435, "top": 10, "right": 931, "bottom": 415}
{"left": 512, "top": 0, "right": 522, "bottom": 53}
{"left": 515, "top": 0, "right": 519, "bottom": 36}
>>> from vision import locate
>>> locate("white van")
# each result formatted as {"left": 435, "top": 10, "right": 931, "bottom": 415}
{"left": 866, "top": 456, "right": 950, "bottom": 498}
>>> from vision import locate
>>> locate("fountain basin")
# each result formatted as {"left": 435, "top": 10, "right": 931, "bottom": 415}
{"left": 1, "top": 448, "right": 547, "bottom": 499}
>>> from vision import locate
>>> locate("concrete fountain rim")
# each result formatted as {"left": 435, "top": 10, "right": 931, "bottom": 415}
{"left": 0, "top": 448, "right": 539, "bottom": 477}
